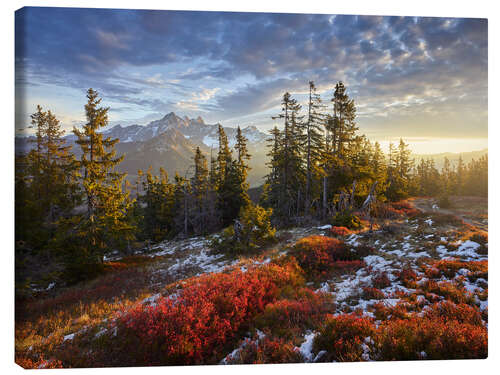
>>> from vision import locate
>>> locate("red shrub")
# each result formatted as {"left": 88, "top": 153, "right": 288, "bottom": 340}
{"left": 254, "top": 290, "right": 332, "bottom": 337}
{"left": 372, "top": 272, "right": 391, "bottom": 289}
{"left": 430, "top": 259, "right": 488, "bottom": 279}
{"left": 16, "top": 355, "right": 63, "bottom": 369}
{"left": 22, "top": 268, "right": 155, "bottom": 320}
{"left": 112, "top": 263, "right": 304, "bottom": 366}
{"left": 377, "top": 315, "right": 487, "bottom": 360}
{"left": 313, "top": 314, "right": 375, "bottom": 362}
{"left": 329, "top": 226, "right": 352, "bottom": 237}
{"left": 390, "top": 201, "right": 420, "bottom": 218}
{"left": 373, "top": 203, "right": 404, "bottom": 219}
{"left": 397, "top": 266, "right": 418, "bottom": 288}
{"left": 372, "top": 301, "right": 411, "bottom": 321}
{"left": 362, "top": 287, "right": 385, "bottom": 300}
{"left": 289, "top": 236, "right": 359, "bottom": 279}
{"left": 424, "top": 301, "right": 483, "bottom": 326}
{"left": 418, "top": 280, "right": 474, "bottom": 305}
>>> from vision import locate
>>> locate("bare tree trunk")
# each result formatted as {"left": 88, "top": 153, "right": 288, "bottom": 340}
{"left": 349, "top": 180, "right": 357, "bottom": 210}
{"left": 322, "top": 175, "right": 327, "bottom": 218}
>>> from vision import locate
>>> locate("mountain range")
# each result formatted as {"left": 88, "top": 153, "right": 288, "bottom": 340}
{"left": 16, "top": 112, "right": 270, "bottom": 187}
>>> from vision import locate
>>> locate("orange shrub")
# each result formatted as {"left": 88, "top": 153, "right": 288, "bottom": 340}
{"left": 254, "top": 289, "right": 332, "bottom": 338}
{"left": 329, "top": 226, "right": 352, "bottom": 237}
{"left": 418, "top": 280, "right": 474, "bottom": 305}
{"left": 16, "top": 355, "right": 63, "bottom": 369}
{"left": 424, "top": 301, "right": 483, "bottom": 326}
{"left": 289, "top": 236, "right": 361, "bottom": 280}
{"left": 377, "top": 316, "right": 487, "bottom": 360}
{"left": 390, "top": 201, "right": 421, "bottom": 218}
{"left": 430, "top": 258, "right": 488, "bottom": 279}
{"left": 313, "top": 314, "right": 375, "bottom": 362}
{"left": 372, "top": 271, "right": 391, "bottom": 289}
{"left": 362, "top": 287, "right": 385, "bottom": 300}
{"left": 469, "top": 232, "right": 488, "bottom": 245}
{"left": 396, "top": 265, "right": 418, "bottom": 288}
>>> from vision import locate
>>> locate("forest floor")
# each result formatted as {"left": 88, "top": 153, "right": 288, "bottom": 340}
{"left": 15, "top": 196, "right": 488, "bottom": 368}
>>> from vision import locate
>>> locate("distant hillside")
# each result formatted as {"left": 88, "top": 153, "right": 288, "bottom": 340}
{"left": 413, "top": 149, "right": 488, "bottom": 169}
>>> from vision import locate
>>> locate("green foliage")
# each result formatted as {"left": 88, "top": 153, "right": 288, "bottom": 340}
{"left": 331, "top": 212, "right": 362, "bottom": 229}
{"left": 63, "top": 88, "right": 136, "bottom": 272}
{"left": 211, "top": 203, "right": 276, "bottom": 254}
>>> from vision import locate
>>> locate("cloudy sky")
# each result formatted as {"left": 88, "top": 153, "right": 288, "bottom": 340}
{"left": 15, "top": 7, "right": 487, "bottom": 153}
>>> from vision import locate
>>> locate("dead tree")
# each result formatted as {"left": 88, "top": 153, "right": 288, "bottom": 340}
{"left": 361, "top": 181, "right": 378, "bottom": 232}
{"left": 234, "top": 219, "right": 243, "bottom": 243}
{"left": 349, "top": 180, "right": 357, "bottom": 210}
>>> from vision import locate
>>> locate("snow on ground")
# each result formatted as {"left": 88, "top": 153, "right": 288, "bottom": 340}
{"left": 311, "top": 213, "right": 488, "bottom": 317}
{"left": 317, "top": 224, "right": 332, "bottom": 230}
{"left": 298, "top": 331, "right": 317, "bottom": 362}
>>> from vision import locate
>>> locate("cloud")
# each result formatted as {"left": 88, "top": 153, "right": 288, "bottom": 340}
{"left": 15, "top": 8, "right": 487, "bottom": 139}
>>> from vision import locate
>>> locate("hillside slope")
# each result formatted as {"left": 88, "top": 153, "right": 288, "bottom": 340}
{"left": 15, "top": 197, "right": 488, "bottom": 367}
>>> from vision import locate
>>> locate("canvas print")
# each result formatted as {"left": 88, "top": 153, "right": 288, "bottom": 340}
{"left": 15, "top": 7, "right": 488, "bottom": 368}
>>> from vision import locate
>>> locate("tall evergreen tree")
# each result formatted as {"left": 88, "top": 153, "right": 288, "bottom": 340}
{"left": 71, "top": 88, "right": 135, "bottom": 264}
{"left": 191, "top": 147, "right": 210, "bottom": 234}
{"left": 303, "top": 81, "right": 326, "bottom": 214}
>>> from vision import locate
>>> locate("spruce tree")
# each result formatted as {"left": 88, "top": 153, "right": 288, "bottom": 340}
{"left": 303, "top": 81, "right": 326, "bottom": 214}
{"left": 191, "top": 147, "right": 210, "bottom": 234}
{"left": 71, "top": 88, "right": 135, "bottom": 265}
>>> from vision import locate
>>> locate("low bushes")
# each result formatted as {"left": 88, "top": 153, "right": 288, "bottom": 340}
{"left": 429, "top": 258, "right": 487, "bottom": 279}
{"left": 211, "top": 204, "right": 276, "bottom": 255}
{"left": 362, "top": 287, "right": 385, "bottom": 300}
{"left": 396, "top": 265, "right": 418, "bottom": 288}
{"left": 376, "top": 315, "right": 487, "bottom": 360}
{"left": 331, "top": 212, "right": 362, "bottom": 230}
{"left": 469, "top": 232, "right": 488, "bottom": 245}
{"left": 288, "top": 236, "right": 364, "bottom": 280}
{"left": 16, "top": 355, "right": 63, "bottom": 369}
{"left": 424, "top": 301, "right": 483, "bottom": 326}
{"left": 371, "top": 271, "right": 391, "bottom": 289}
{"left": 329, "top": 226, "right": 352, "bottom": 237}
{"left": 253, "top": 289, "right": 332, "bottom": 338}
{"left": 313, "top": 309, "right": 487, "bottom": 362}
{"left": 390, "top": 201, "right": 421, "bottom": 218}
{"left": 110, "top": 262, "right": 304, "bottom": 366}
{"left": 418, "top": 280, "right": 474, "bottom": 305}
{"left": 313, "top": 314, "right": 375, "bottom": 362}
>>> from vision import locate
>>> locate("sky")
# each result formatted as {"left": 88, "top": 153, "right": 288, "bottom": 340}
{"left": 15, "top": 7, "right": 488, "bottom": 154}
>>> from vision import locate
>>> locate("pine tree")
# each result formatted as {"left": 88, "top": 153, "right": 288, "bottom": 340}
{"left": 19, "top": 106, "right": 80, "bottom": 249}
{"left": 303, "top": 81, "right": 326, "bottom": 214}
{"left": 323, "top": 82, "right": 359, "bottom": 214}
{"left": 191, "top": 147, "right": 210, "bottom": 234}
{"left": 328, "top": 81, "right": 358, "bottom": 159}
{"left": 214, "top": 125, "right": 250, "bottom": 227}
{"left": 234, "top": 126, "right": 251, "bottom": 180}
{"left": 269, "top": 92, "right": 305, "bottom": 219}
{"left": 71, "top": 88, "right": 135, "bottom": 264}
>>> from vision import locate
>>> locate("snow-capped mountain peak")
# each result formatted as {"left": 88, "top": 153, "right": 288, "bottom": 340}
{"left": 99, "top": 113, "right": 267, "bottom": 146}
